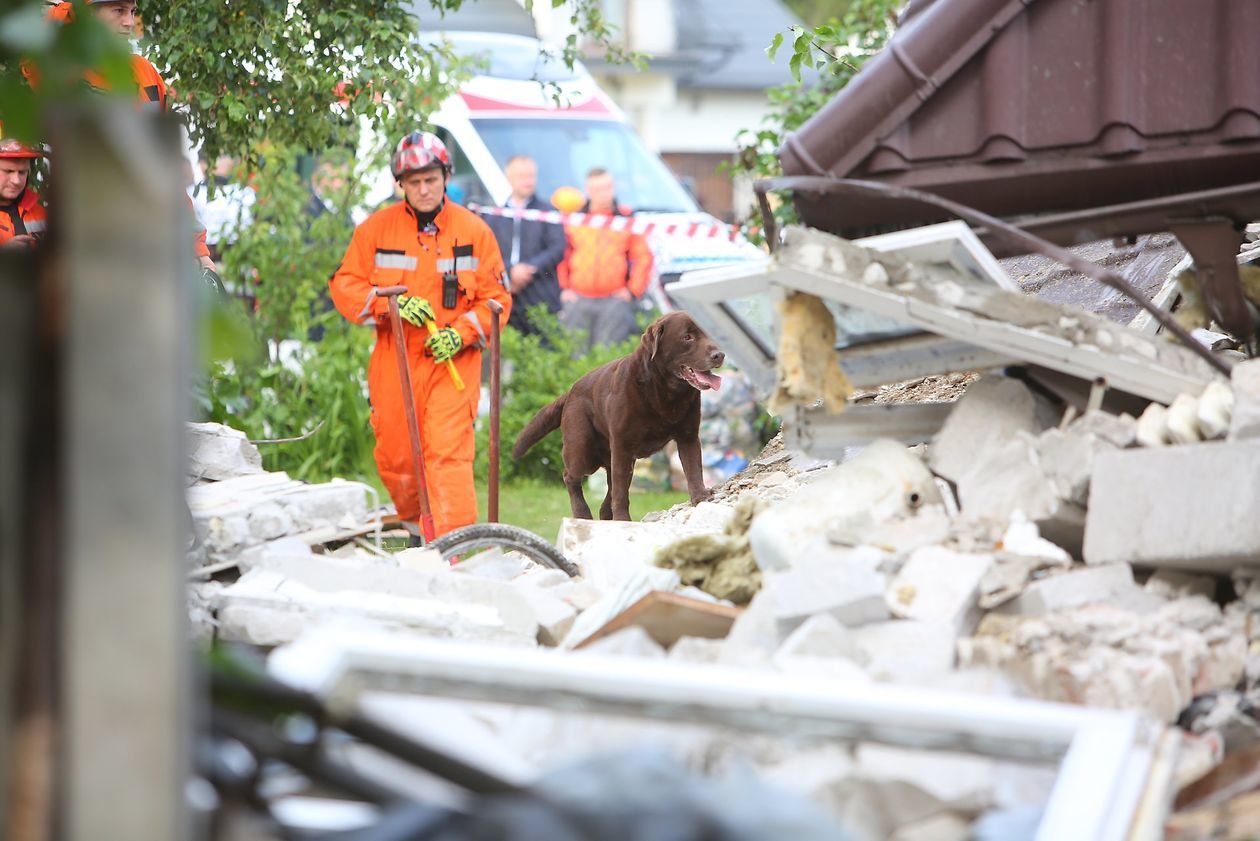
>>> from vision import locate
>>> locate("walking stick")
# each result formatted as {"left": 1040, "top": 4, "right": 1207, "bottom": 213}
{"left": 365, "top": 285, "right": 436, "bottom": 543}
{"left": 486, "top": 299, "right": 504, "bottom": 523}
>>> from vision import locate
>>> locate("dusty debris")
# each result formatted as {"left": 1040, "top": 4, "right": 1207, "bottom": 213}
{"left": 767, "top": 292, "right": 853, "bottom": 416}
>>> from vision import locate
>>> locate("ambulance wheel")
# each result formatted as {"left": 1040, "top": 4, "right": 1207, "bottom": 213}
{"left": 428, "top": 523, "right": 579, "bottom": 578}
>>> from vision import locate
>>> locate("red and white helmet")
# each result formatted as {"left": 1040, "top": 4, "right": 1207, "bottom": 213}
{"left": 390, "top": 130, "right": 450, "bottom": 181}
{"left": 0, "top": 137, "right": 43, "bottom": 160}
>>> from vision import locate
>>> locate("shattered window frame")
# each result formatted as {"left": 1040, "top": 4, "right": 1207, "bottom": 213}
{"left": 670, "top": 221, "right": 1020, "bottom": 397}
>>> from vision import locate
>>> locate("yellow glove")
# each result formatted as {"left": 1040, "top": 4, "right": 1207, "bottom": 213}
{"left": 425, "top": 326, "right": 463, "bottom": 362}
{"left": 398, "top": 295, "right": 435, "bottom": 327}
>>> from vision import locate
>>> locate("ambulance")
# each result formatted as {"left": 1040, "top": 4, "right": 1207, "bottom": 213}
{"left": 367, "top": 31, "right": 764, "bottom": 296}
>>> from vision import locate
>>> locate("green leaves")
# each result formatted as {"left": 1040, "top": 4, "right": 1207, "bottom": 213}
{"left": 729, "top": 0, "right": 901, "bottom": 238}
{"left": 766, "top": 31, "right": 784, "bottom": 61}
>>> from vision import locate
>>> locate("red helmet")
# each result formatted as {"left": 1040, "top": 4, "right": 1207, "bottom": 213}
{"left": 0, "top": 137, "right": 43, "bottom": 160}
{"left": 390, "top": 130, "right": 450, "bottom": 181}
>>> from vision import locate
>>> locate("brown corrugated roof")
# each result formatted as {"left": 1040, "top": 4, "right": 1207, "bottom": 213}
{"left": 780, "top": 0, "right": 1260, "bottom": 243}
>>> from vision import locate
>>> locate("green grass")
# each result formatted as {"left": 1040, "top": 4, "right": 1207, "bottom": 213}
{"left": 477, "top": 478, "right": 689, "bottom": 542}
{"left": 365, "top": 473, "right": 689, "bottom": 543}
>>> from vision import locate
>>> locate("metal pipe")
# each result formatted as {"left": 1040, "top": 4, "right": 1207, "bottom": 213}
{"left": 378, "top": 285, "right": 436, "bottom": 542}
{"left": 486, "top": 300, "right": 504, "bottom": 524}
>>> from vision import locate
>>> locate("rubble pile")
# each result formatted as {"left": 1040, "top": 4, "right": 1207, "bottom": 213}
{"left": 189, "top": 353, "right": 1260, "bottom": 838}
{"left": 186, "top": 423, "right": 374, "bottom": 566}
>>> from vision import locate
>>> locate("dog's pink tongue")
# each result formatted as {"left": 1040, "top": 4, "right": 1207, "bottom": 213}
{"left": 696, "top": 371, "right": 722, "bottom": 391}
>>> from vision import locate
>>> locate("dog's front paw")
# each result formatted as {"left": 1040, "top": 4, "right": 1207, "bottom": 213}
{"left": 690, "top": 487, "right": 713, "bottom": 505}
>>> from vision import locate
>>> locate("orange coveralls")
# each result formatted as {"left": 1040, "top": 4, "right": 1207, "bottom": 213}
{"left": 0, "top": 188, "right": 47, "bottom": 245}
{"left": 330, "top": 199, "right": 510, "bottom": 536}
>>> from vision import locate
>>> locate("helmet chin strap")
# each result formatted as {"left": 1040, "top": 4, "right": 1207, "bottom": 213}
{"left": 410, "top": 197, "right": 444, "bottom": 231}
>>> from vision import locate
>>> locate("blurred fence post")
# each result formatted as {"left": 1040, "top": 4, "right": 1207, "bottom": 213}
{"left": 53, "top": 104, "right": 190, "bottom": 841}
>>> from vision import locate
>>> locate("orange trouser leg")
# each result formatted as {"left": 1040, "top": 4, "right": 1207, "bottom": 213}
{"left": 368, "top": 333, "right": 481, "bottom": 538}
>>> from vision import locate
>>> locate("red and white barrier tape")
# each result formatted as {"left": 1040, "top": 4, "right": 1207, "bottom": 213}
{"left": 469, "top": 203, "right": 743, "bottom": 242}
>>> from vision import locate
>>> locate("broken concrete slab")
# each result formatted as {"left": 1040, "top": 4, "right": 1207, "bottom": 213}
{"left": 216, "top": 549, "right": 540, "bottom": 647}
{"left": 187, "top": 421, "right": 263, "bottom": 481}
{"left": 1084, "top": 439, "right": 1260, "bottom": 573}
{"left": 928, "top": 376, "right": 1045, "bottom": 484}
{"left": 774, "top": 613, "right": 860, "bottom": 661}
{"left": 1230, "top": 359, "right": 1260, "bottom": 442}
{"left": 761, "top": 551, "right": 890, "bottom": 634}
{"left": 748, "top": 439, "right": 941, "bottom": 573}
{"left": 956, "top": 432, "right": 1086, "bottom": 558}
{"left": 514, "top": 585, "right": 578, "bottom": 647}
{"left": 888, "top": 547, "right": 992, "bottom": 634}
{"left": 216, "top": 568, "right": 538, "bottom": 647}
{"left": 995, "top": 563, "right": 1138, "bottom": 616}
{"left": 848, "top": 620, "right": 956, "bottom": 681}
{"left": 188, "top": 472, "right": 370, "bottom": 562}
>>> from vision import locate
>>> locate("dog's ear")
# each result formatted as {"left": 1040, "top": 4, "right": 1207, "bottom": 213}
{"left": 643, "top": 320, "right": 663, "bottom": 361}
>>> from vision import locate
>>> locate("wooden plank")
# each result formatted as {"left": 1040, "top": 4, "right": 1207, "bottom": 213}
{"left": 575, "top": 591, "right": 741, "bottom": 650}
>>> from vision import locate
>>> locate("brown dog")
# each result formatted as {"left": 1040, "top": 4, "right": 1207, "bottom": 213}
{"left": 513, "top": 311, "right": 725, "bottom": 520}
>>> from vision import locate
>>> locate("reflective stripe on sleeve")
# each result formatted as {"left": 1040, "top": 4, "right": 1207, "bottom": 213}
{"left": 462, "top": 311, "right": 487, "bottom": 348}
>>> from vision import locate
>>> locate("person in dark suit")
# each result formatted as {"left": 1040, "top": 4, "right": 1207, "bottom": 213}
{"left": 483, "top": 155, "right": 566, "bottom": 337}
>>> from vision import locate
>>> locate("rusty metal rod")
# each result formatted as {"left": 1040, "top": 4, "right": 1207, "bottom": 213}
{"left": 486, "top": 299, "right": 504, "bottom": 523}
{"left": 755, "top": 176, "right": 1233, "bottom": 377}
{"left": 377, "top": 285, "right": 436, "bottom": 543}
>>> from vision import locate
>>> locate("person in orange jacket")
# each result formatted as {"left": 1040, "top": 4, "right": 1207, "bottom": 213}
{"left": 329, "top": 131, "right": 510, "bottom": 540}
{"left": 557, "top": 167, "right": 654, "bottom": 351}
{"left": 0, "top": 137, "right": 47, "bottom": 248}
{"left": 36, "top": 0, "right": 218, "bottom": 276}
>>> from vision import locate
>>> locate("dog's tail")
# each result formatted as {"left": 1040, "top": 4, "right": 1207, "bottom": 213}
{"left": 512, "top": 393, "right": 568, "bottom": 459}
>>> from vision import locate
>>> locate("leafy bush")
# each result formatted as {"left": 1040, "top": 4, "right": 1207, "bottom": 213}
{"left": 198, "top": 144, "right": 381, "bottom": 484}
{"left": 476, "top": 306, "right": 641, "bottom": 483}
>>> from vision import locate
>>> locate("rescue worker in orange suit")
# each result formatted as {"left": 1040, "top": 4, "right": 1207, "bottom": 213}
{"left": 0, "top": 137, "right": 47, "bottom": 248}
{"left": 558, "top": 166, "right": 654, "bottom": 352}
{"left": 329, "top": 131, "right": 510, "bottom": 541}
{"left": 36, "top": 0, "right": 218, "bottom": 278}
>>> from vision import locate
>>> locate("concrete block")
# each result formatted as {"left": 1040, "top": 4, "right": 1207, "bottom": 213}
{"left": 888, "top": 547, "right": 992, "bottom": 634}
{"left": 957, "top": 433, "right": 1085, "bottom": 558}
{"left": 774, "top": 613, "right": 859, "bottom": 661}
{"left": 1229, "top": 359, "right": 1260, "bottom": 441}
{"left": 216, "top": 568, "right": 537, "bottom": 647}
{"left": 930, "top": 376, "right": 1044, "bottom": 484}
{"left": 187, "top": 421, "right": 263, "bottom": 481}
{"left": 577, "top": 625, "right": 665, "bottom": 659}
{"left": 668, "top": 636, "right": 724, "bottom": 663}
{"left": 452, "top": 549, "right": 529, "bottom": 581}
{"left": 514, "top": 584, "right": 578, "bottom": 647}
{"left": 1084, "top": 440, "right": 1260, "bottom": 572}
{"left": 849, "top": 620, "right": 956, "bottom": 681}
{"left": 1197, "top": 381, "right": 1234, "bottom": 440}
{"left": 1069, "top": 410, "right": 1137, "bottom": 448}
{"left": 996, "top": 564, "right": 1136, "bottom": 616}
{"left": 749, "top": 439, "right": 941, "bottom": 573}
{"left": 762, "top": 554, "right": 889, "bottom": 634}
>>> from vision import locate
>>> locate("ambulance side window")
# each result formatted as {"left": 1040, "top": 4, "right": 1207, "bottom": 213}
{"left": 434, "top": 128, "right": 492, "bottom": 207}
